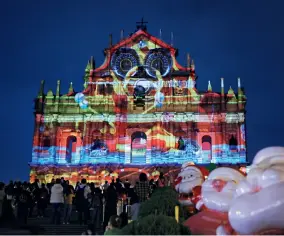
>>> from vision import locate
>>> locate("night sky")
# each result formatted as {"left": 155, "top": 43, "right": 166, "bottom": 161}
{"left": 1, "top": 0, "right": 283, "bottom": 182}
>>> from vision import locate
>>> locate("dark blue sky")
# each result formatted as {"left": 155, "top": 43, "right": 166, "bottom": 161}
{"left": 0, "top": 0, "right": 283, "bottom": 182}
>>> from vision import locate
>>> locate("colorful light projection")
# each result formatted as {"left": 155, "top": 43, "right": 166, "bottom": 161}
{"left": 32, "top": 120, "right": 246, "bottom": 166}
{"left": 31, "top": 28, "right": 247, "bottom": 180}
{"left": 74, "top": 93, "right": 88, "bottom": 109}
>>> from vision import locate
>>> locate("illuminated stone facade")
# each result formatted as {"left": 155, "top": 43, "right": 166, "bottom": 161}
{"left": 30, "top": 25, "right": 247, "bottom": 184}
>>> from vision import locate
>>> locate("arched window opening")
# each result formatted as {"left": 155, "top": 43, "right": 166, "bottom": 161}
{"left": 177, "top": 137, "right": 185, "bottom": 150}
{"left": 66, "top": 136, "right": 77, "bottom": 164}
{"left": 131, "top": 131, "right": 147, "bottom": 164}
{"left": 98, "top": 84, "right": 105, "bottom": 95}
{"left": 229, "top": 135, "right": 238, "bottom": 151}
{"left": 43, "top": 137, "right": 51, "bottom": 148}
{"left": 201, "top": 135, "right": 212, "bottom": 161}
{"left": 105, "top": 84, "right": 114, "bottom": 95}
{"left": 134, "top": 85, "right": 146, "bottom": 108}
{"left": 92, "top": 137, "right": 103, "bottom": 150}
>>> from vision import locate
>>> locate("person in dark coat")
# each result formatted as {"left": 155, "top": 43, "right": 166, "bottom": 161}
{"left": 103, "top": 184, "right": 117, "bottom": 230}
{"left": 0, "top": 195, "right": 16, "bottom": 226}
{"left": 90, "top": 187, "right": 103, "bottom": 232}
{"left": 37, "top": 184, "right": 48, "bottom": 217}
{"left": 17, "top": 186, "right": 30, "bottom": 225}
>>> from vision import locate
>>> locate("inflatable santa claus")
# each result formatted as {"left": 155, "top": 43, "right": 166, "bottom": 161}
{"left": 184, "top": 167, "right": 245, "bottom": 235}
{"left": 174, "top": 162, "right": 209, "bottom": 206}
{"left": 217, "top": 147, "right": 284, "bottom": 235}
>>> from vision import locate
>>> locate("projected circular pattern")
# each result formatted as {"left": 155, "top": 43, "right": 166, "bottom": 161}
{"left": 134, "top": 79, "right": 153, "bottom": 97}
{"left": 39, "top": 125, "right": 45, "bottom": 133}
{"left": 145, "top": 49, "right": 172, "bottom": 78}
{"left": 123, "top": 66, "right": 165, "bottom": 108}
{"left": 111, "top": 48, "right": 140, "bottom": 78}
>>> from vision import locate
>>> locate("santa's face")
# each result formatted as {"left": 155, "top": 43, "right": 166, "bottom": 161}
{"left": 200, "top": 167, "right": 245, "bottom": 213}
{"left": 228, "top": 164, "right": 284, "bottom": 235}
{"left": 175, "top": 167, "right": 204, "bottom": 194}
{"left": 202, "top": 179, "right": 239, "bottom": 212}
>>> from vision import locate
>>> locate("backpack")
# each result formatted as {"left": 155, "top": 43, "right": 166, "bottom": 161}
{"left": 75, "top": 186, "right": 86, "bottom": 203}
{"left": 92, "top": 195, "right": 101, "bottom": 208}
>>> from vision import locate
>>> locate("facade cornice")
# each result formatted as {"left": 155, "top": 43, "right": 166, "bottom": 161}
{"left": 41, "top": 112, "right": 245, "bottom": 124}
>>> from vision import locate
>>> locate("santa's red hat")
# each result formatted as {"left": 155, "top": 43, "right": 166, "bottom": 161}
{"left": 207, "top": 167, "right": 245, "bottom": 184}
{"left": 175, "top": 163, "right": 210, "bottom": 187}
{"left": 181, "top": 163, "right": 210, "bottom": 180}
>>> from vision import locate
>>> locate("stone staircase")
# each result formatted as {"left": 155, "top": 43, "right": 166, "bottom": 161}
{"left": 38, "top": 224, "right": 88, "bottom": 235}
{"left": 26, "top": 205, "right": 103, "bottom": 235}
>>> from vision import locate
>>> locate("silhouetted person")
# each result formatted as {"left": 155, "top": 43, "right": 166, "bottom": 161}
{"left": 102, "top": 181, "right": 109, "bottom": 192}
{"left": 103, "top": 184, "right": 118, "bottom": 230}
{"left": 17, "top": 186, "right": 30, "bottom": 225}
{"left": 76, "top": 178, "right": 91, "bottom": 225}
{"left": 124, "top": 179, "right": 131, "bottom": 191}
{"left": 157, "top": 172, "right": 166, "bottom": 187}
{"left": 63, "top": 185, "right": 74, "bottom": 224}
{"left": 0, "top": 182, "right": 5, "bottom": 218}
{"left": 130, "top": 192, "right": 140, "bottom": 221}
{"left": 149, "top": 179, "right": 157, "bottom": 196}
{"left": 90, "top": 187, "right": 103, "bottom": 232}
{"left": 115, "top": 178, "right": 123, "bottom": 194}
{"left": 38, "top": 183, "right": 48, "bottom": 217}
{"left": 0, "top": 195, "right": 16, "bottom": 226}
{"left": 134, "top": 173, "right": 150, "bottom": 203}
{"left": 50, "top": 178, "right": 64, "bottom": 224}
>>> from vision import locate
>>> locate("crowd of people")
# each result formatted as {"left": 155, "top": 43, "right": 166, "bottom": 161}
{"left": 0, "top": 172, "right": 169, "bottom": 234}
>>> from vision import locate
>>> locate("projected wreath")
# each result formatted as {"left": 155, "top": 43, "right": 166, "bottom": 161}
{"left": 123, "top": 66, "right": 165, "bottom": 108}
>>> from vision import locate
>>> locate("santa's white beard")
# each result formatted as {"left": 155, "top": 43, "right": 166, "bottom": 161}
{"left": 228, "top": 181, "right": 284, "bottom": 234}
{"left": 177, "top": 178, "right": 202, "bottom": 194}
{"left": 202, "top": 190, "right": 234, "bottom": 212}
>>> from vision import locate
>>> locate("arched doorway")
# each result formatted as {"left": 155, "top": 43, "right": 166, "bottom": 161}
{"left": 43, "top": 136, "right": 51, "bottom": 148}
{"left": 66, "top": 136, "right": 77, "bottom": 164}
{"left": 131, "top": 131, "right": 147, "bottom": 164}
{"left": 229, "top": 135, "right": 238, "bottom": 151}
{"left": 201, "top": 135, "right": 212, "bottom": 161}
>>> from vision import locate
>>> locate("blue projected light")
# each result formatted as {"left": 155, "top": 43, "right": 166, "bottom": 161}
{"left": 154, "top": 92, "right": 165, "bottom": 108}
{"left": 111, "top": 48, "right": 140, "bottom": 78}
{"left": 145, "top": 49, "right": 172, "bottom": 78}
{"left": 31, "top": 143, "right": 247, "bottom": 165}
{"left": 39, "top": 125, "right": 45, "bottom": 133}
{"left": 75, "top": 93, "right": 85, "bottom": 103}
{"left": 79, "top": 100, "right": 88, "bottom": 109}
{"left": 74, "top": 93, "right": 89, "bottom": 109}
{"left": 139, "top": 40, "right": 147, "bottom": 49}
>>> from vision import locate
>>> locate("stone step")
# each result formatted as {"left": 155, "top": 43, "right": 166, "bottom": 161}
{"left": 41, "top": 224, "right": 88, "bottom": 235}
{"left": 27, "top": 205, "right": 104, "bottom": 235}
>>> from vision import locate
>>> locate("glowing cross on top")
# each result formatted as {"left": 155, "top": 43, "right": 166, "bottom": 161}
{"left": 136, "top": 17, "right": 148, "bottom": 31}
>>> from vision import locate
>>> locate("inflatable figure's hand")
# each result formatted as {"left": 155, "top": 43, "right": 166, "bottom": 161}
{"left": 175, "top": 176, "right": 182, "bottom": 186}
{"left": 191, "top": 185, "right": 201, "bottom": 206}
{"left": 216, "top": 223, "right": 235, "bottom": 235}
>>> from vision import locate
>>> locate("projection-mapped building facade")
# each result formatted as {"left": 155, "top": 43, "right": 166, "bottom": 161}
{"left": 30, "top": 22, "right": 247, "bottom": 183}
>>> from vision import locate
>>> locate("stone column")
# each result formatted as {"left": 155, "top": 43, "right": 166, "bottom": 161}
{"left": 124, "top": 129, "right": 131, "bottom": 164}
